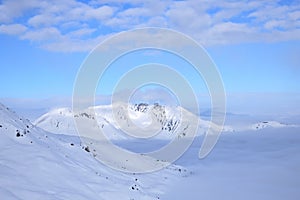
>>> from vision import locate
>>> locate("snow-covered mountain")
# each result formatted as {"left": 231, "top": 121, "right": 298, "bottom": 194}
{"left": 35, "top": 102, "right": 231, "bottom": 138}
{"left": 0, "top": 102, "right": 189, "bottom": 200}
{"left": 34, "top": 107, "right": 76, "bottom": 136}
{"left": 34, "top": 103, "right": 184, "bottom": 137}
{"left": 34, "top": 102, "right": 297, "bottom": 139}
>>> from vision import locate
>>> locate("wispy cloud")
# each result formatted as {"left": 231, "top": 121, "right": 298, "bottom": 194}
{"left": 0, "top": 0, "right": 299, "bottom": 52}
{"left": 0, "top": 23, "right": 27, "bottom": 35}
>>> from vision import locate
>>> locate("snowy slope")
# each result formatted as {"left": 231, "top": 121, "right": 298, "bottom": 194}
{"left": 0, "top": 103, "right": 189, "bottom": 200}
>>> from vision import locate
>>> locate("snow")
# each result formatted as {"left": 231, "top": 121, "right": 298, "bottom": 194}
{"left": 34, "top": 107, "right": 75, "bottom": 136}
{"left": 163, "top": 128, "right": 300, "bottom": 200}
{"left": 0, "top": 103, "right": 187, "bottom": 200}
{"left": 1, "top": 102, "right": 300, "bottom": 199}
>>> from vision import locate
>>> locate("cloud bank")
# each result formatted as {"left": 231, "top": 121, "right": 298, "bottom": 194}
{"left": 0, "top": 0, "right": 299, "bottom": 52}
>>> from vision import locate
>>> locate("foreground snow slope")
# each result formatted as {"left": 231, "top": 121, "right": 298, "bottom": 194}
{"left": 0, "top": 103, "right": 188, "bottom": 200}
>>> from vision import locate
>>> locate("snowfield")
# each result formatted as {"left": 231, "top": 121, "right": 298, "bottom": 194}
{"left": 0, "top": 103, "right": 188, "bottom": 200}
{"left": 1, "top": 102, "right": 300, "bottom": 199}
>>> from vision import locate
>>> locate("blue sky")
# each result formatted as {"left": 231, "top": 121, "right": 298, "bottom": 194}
{"left": 0, "top": 0, "right": 299, "bottom": 99}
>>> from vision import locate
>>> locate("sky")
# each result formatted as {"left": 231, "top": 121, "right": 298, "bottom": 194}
{"left": 0, "top": 0, "right": 300, "bottom": 100}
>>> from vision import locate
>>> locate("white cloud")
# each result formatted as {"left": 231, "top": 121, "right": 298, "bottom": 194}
{"left": 166, "top": 1, "right": 212, "bottom": 32}
{"left": 21, "top": 27, "right": 62, "bottom": 41}
{"left": 0, "top": 0, "right": 46, "bottom": 23}
{"left": 266, "top": 29, "right": 300, "bottom": 42}
{"left": 0, "top": 0, "right": 299, "bottom": 52}
{"left": 105, "top": 17, "right": 130, "bottom": 28}
{"left": 69, "top": 28, "right": 97, "bottom": 37}
{"left": 119, "top": 7, "right": 151, "bottom": 18}
{"left": 85, "top": 5, "right": 115, "bottom": 20}
{"left": 91, "top": 0, "right": 144, "bottom": 5}
{"left": 264, "top": 20, "right": 286, "bottom": 30}
{"left": 289, "top": 10, "right": 300, "bottom": 20}
{"left": 144, "top": 16, "right": 167, "bottom": 27}
{"left": 28, "top": 14, "right": 62, "bottom": 27}
{"left": 0, "top": 24, "right": 27, "bottom": 35}
{"left": 41, "top": 34, "right": 110, "bottom": 52}
{"left": 248, "top": 4, "right": 290, "bottom": 21}
{"left": 26, "top": 2, "right": 115, "bottom": 27}
{"left": 104, "top": 2, "right": 168, "bottom": 29}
